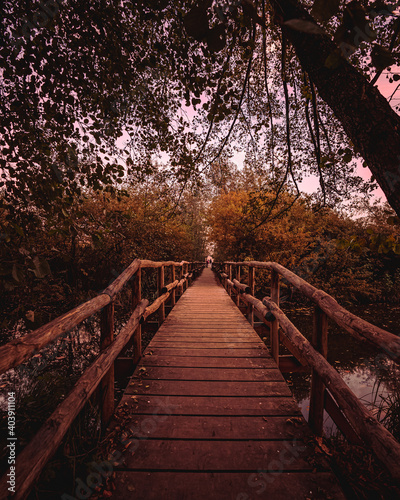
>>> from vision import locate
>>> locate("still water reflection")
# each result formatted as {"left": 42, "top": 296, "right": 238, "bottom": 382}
{"left": 281, "top": 304, "right": 400, "bottom": 436}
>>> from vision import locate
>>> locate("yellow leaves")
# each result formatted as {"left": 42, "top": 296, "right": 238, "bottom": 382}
{"left": 286, "top": 417, "right": 303, "bottom": 427}
{"left": 315, "top": 436, "right": 332, "bottom": 456}
{"left": 207, "top": 190, "right": 251, "bottom": 250}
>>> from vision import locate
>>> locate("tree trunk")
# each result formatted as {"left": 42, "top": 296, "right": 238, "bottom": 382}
{"left": 269, "top": 0, "right": 400, "bottom": 216}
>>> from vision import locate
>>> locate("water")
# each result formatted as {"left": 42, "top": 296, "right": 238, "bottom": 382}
{"left": 280, "top": 303, "right": 400, "bottom": 437}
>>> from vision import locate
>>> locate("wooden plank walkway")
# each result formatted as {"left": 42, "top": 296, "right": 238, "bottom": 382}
{"left": 105, "top": 268, "right": 345, "bottom": 499}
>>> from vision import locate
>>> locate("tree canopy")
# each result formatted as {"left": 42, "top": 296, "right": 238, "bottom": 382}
{"left": 1, "top": 0, "right": 400, "bottom": 218}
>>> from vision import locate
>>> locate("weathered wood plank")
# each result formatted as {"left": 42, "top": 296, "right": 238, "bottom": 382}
{"left": 149, "top": 341, "right": 264, "bottom": 348}
{"left": 119, "top": 394, "right": 300, "bottom": 416}
{"left": 131, "top": 367, "right": 283, "bottom": 381}
{"left": 110, "top": 472, "right": 345, "bottom": 500}
{"left": 116, "top": 439, "right": 319, "bottom": 471}
{"left": 140, "top": 356, "right": 277, "bottom": 368}
{"left": 107, "top": 414, "right": 312, "bottom": 440}
{"left": 156, "top": 329, "right": 257, "bottom": 335}
{"left": 151, "top": 336, "right": 262, "bottom": 342}
{"left": 0, "top": 293, "right": 111, "bottom": 375}
{"left": 143, "top": 348, "right": 270, "bottom": 357}
{"left": 104, "top": 268, "right": 345, "bottom": 499}
{"left": 164, "top": 323, "right": 254, "bottom": 328}
{"left": 0, "top": 300, "right": 148, "bottom": 500}
{"left": 125, "top": 380, "right": 292, "bottom": 397}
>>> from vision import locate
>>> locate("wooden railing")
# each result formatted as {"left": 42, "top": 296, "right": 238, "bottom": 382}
{"left": 214, "top": 261, "right": 400, "bottom": 483}
{"left": 0, "top": 259, "right": 203, "bottom": 500}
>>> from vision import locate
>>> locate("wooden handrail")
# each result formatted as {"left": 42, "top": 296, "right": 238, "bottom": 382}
{"left": 233, "top": 279, "right": 251, "bottom": 294}
{"left": 103, "top": 259, "right": 141, "bottom": 298}
{"left": 0, "top": 258, "right": 203, "bottom": 500}
{"left": 142, "top": 287, "right": 175, "bottom": 321}
{"left": 223, "top": 261, "right": 400, "bottom": 363}
{"left": 160, "top": 279, "right": 179, "bottom": 295}
{"left": 177, "top": 277, "right": 186, "bottom": 290}
{"left": 256, "top": 294, "right": 400, "bottom": 482}
{"left": 216, "top": 266, "right": 400, "bottom": 482}
{"left": 139, "top": 260, "right": 188, "bottom": 268}
{"left": 0, "top": 300, "right": 148, "bottom": 500}
{"left": 0, "top": 260, "right": 198, "bottom": 376}
{"left": 226, "top": 278, "right": 235, "bottom": 289}
{"left": 0, "top": 294, "right": 111, "bottom": 375}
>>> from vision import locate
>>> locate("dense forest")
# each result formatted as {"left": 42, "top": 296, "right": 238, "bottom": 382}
{"left": 2, "top": 157, "right": 400, "bottom": 336}
{"left": 1, "top": 0, "right": 400, "bottom": 498}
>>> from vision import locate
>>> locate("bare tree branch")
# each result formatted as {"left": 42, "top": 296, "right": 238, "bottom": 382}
{"left": 262, "top": 0, "right": 275, "bottom": 169}
{"left": 197, "top": 24, "right": 257, "bottom": 176}
{"left": 310, "top": 76, "right": 326, "bottom": 204}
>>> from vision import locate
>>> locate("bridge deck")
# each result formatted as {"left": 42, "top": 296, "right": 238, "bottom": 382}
{"left": 105, "top": 268, "right": 345, "bottom": 499}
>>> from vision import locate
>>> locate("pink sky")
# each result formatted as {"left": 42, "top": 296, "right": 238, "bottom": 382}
{"left": 231, "top": 70, "right": 399, "bottom": 204}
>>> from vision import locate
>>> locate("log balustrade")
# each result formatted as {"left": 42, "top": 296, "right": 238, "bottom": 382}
{"left": 0, "top": 259, "right": 203, "bottom": 500}
{"left": 2, "top": 258, "right": 400, "bottom": 498}
{"left": 214, "top": 260, "right": 400, "bottom": 483}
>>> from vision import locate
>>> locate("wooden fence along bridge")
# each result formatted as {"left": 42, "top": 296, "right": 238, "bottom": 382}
{"left": 1, "top": 259, "right": 400, "bottom": 499}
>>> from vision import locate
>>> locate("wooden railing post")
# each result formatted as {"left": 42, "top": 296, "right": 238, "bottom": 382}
{"left": 246, "top": 266, "right": 255, "bottom": 326}
{"left": 132, "top": 268, "right": 142, "bottom": 365}
{"left": 236, "top": 265, "right": 241, "bottom": 307}
{"left": 184, "top": 263, "right": 188, "bottom": 291}
{"left": 100, "top": 301, "right": 114, "bottom": 432}
{"left": 171, "top": 264, "right": 176, "bottom": 307}
{"left": 271, "top": 270, "right": 280, "bottom": 364}
{"left": 158, "top": 265, "right": 165, "bottom": 324}
{"left": 228, "top": 264, "right": 232, "bottom": 298}
{"left": 309, "top": 306, "right": 328, "bottom": 436}
{"left": 177, "top": 264, "right": 182, "bottom": 298}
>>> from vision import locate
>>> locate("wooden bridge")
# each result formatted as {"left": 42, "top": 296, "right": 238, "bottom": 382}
{"left": 105, "top": 268, "right": 345, "bottom": 498}
{"left": 1, "top": 259, "right": 400, "bottom": 499}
